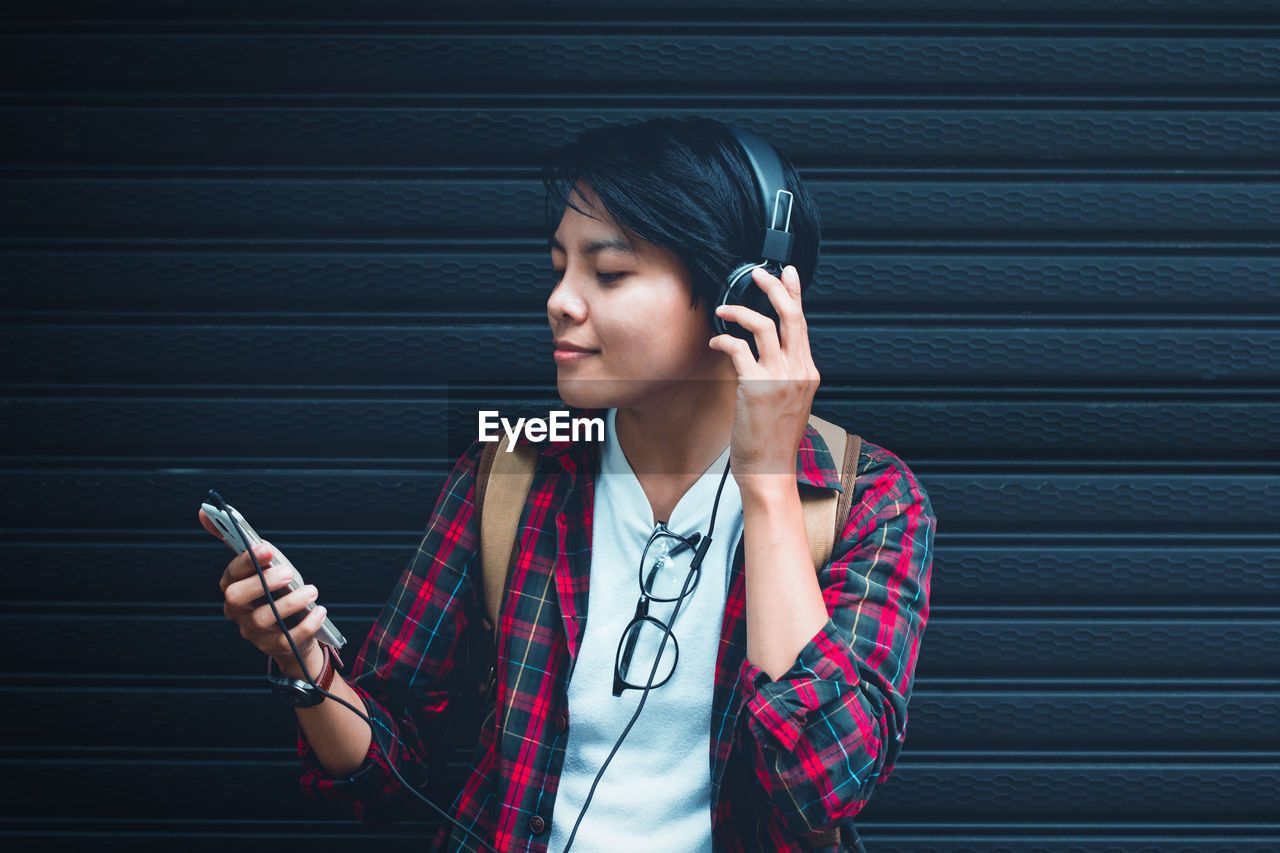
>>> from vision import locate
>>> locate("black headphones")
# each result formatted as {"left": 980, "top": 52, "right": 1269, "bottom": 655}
{"left": 713, "top": 126, "right": 797, "bottom": 342}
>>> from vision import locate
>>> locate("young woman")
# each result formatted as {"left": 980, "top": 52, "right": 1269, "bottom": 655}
{"left": 209, "top": 117, "right": 936, "bottom": 852}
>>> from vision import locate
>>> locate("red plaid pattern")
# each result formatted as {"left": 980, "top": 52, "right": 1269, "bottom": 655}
{"left": 298, "top": 411, "right": 936, "bottom": 852}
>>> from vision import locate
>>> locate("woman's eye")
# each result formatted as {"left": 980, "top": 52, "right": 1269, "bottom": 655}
{"left": 548, "top": 270, "right": 626, "bottom": 287}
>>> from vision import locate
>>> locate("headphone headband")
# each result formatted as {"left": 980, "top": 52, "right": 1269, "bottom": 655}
{"left": 726, "top": 126, "right": 795, "bottom": 266}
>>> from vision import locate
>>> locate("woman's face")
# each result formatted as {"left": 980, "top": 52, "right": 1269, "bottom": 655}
{"left": 547, "top": 183, "right": 725, "bottom": 411}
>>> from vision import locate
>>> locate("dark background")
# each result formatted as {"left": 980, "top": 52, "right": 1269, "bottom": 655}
{"left": 2, "top": 1, "right": 1279, "bottom": 850}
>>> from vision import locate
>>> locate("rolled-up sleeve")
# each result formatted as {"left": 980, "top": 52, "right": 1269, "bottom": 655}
{"left": 739, "top": 443, "right": 936, "bottom": 833}
{"left": 297, "top": 440, "right": 487, "bottom": 825}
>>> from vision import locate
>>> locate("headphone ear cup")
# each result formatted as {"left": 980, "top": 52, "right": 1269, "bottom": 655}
{"left": 715, "top": 262, "right": 760, "bottom": 337}
{"left": 716, "top": 261, "right": 782, "bottom": 341}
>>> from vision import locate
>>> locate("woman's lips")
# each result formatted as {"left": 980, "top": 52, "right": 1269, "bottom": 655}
{"left": 553, "top": 347, "right": 598, "bottom": 364}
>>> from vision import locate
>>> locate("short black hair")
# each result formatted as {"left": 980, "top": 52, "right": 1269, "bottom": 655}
{"left": 541, "top": 117, "right": 821, "bottom": 310}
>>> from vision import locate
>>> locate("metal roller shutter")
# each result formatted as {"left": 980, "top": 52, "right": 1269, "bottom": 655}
{"left": 3, "top": 1, "right": 1278, "bottom": 850}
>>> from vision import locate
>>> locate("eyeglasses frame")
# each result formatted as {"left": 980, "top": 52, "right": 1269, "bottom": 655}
{"left": 611, "top": 522, "right": 707, "bottom": 697}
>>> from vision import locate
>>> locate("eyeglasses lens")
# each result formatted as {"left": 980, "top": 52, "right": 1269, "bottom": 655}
{"left": 617, "top": 618, "right": 678, "bottom": 688}
{"left": 641, "top": 532, "right": 698, "bottom": 601}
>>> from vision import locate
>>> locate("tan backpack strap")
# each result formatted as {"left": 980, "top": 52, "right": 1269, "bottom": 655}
{"left": 802, "top": 415, "right": 846, "bottom": 572}
{"left": 475, "top": 440, "right": 500, "bottom": 535}
{"left": 801, "top": 414, "right": 862, "bottom": 573}
{"left": 476, "top": 434, "right": 538, "bottom": 644}
{"left": 473, "top": 440, "right": 500, "bottom": 632}
{"left": 834, "top": 432, "right": 862, "bottom": 544}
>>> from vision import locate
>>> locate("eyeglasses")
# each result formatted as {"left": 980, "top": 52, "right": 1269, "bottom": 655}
{"left": 612, "top": 522, "right": 705, "bottom": 697}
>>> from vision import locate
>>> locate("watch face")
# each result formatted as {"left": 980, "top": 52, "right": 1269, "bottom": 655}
{"left": 271, "top": 678, "right": 322, "bottom": 708}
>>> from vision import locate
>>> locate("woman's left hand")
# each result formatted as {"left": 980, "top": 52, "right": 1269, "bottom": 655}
{"left": 708, "top": 264, "right": 820, "bottom": 488}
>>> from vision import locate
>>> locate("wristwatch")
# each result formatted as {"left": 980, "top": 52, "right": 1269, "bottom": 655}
{"left": 267, "top": 644, "right": 343, "bottom": 708}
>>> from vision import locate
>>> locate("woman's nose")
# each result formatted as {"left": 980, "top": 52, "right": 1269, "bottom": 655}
{"left": 547, "top": 273, "right": 587, "bottom": 324}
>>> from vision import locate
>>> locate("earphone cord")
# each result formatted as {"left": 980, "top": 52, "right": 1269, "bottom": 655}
{"left": 561, "top": 456, "right": 734, "bottom": 852}
{"left": 228, "top": 509, "right": 497, "bottom": 853}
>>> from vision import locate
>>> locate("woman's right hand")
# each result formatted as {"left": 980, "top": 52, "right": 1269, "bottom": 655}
{"left": 201, "top": 508, "right": 328, "bottom": 680}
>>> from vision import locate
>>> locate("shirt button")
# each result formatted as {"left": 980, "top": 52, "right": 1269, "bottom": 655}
{"left": 554, "top": 712, "right": 569, "bottom": 733}
{"left": 529, "top": 815, "right": 547, "bottom": 834}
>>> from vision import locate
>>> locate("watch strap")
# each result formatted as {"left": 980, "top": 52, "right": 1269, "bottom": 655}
{"left": 313, "top": 643, "right": 342, "bottom": 693}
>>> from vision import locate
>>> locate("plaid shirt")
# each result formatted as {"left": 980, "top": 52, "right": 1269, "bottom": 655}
{"left": 298, "top": 414, "right": 936, "bottom": 852}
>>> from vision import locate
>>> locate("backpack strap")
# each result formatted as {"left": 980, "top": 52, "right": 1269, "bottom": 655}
{"left": 801, "top": 414, "right": 863, "bottom": 570}
{"left": 475, "top": 434, "right": 538, "bottom": 644}
{"left": 473, "top": 414, "right": 861, "bottom": 645}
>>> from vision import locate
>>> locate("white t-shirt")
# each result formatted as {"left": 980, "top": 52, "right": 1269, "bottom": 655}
{"left": 548, "top": 408, "right": 744, "bottom": 852}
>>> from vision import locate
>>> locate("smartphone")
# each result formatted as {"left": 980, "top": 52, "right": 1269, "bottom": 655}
{"left": 201, "top": 493, "right": 346, "bottom": 650}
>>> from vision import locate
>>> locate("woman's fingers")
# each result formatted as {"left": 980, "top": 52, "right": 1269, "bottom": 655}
{"left": 197, "top": 508, "right": 225, "bottom": 542}
{"left": 714, "top": 266, "right": 817, "bottom": 377}
{"left": 751, "top": 264, "right": 810, "bottom": 357}
{"left": 207, "top": 518, "right": 329, "bottom": 667}
{"left": 218, "top": 543, "right": 275, "bottom": 593}
{"left": 778, "top": 265, "right": 812, "bottom": 358}
{"left": 269, "top": 605, "right": 327, "bottom": 660}
{"left": 713, "top": 303, "right": 779, "bottom": 362}
{"left": 250, "top": 583, "right": 320, "bottom": 633}
{"left": 708, "top": 331, "right": 761, "bottom": 377}
{"left": 223, "top": 562, "right": 293, "bottom": 611}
